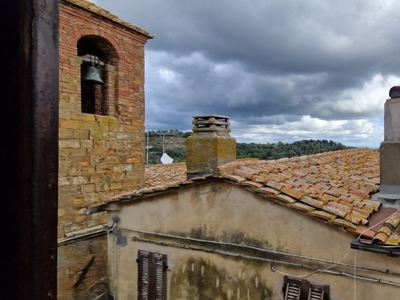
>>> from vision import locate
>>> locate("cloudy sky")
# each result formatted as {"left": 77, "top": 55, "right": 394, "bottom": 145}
{"left": 89, "top": 0, "right": 400, "bottom": 148}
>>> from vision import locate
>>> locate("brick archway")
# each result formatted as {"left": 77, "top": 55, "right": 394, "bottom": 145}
{"left": 64, "top": 26, "right": 125, "bottom": 62}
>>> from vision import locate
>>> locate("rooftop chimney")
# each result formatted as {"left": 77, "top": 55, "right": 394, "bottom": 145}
{"left": 379, "top": 86, "right": 400, "bottom": 199}
{"left": 186, "top": 114, "right": 236, "bottom": 179}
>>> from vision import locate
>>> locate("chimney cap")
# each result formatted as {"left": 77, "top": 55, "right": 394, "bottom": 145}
{"left": 191, "top": 114, "right": 231, "bottom": 133}
{"left": 192, "top": 114, "right": 230, "bottom": 119}
{"left": 389, "top": 86, "right": 400, "bottom": 98}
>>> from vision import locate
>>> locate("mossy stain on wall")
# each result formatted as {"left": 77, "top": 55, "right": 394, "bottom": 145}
{"left": 170, "top": 256, "right": 273, "bottom": 300}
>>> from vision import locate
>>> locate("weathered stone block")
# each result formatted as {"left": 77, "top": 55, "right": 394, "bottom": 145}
{"left": 59, "top": 177, "right": 71, "bottom": 186}
{"left": 83, "top": 192, "right": 100, "bottom": 203}
{"left": 59, "top": 129, "right": 90, "bottom": 139}
{"left": 96, "top": 115, "right": 118, "bottom": 124}
{"left": 81, "top": 140, "right": 93, "bottom": 148}
{"left": 104, "top": 155, "right": 122, "bottom": 164}
{"left": 67, "top": 149, "right": 87, "bottom": 157}
{"left": 116, "top": 147, "right": 131, "bottom": 156}
{"left": 95, "top": 182, "right": 110, "bottom": 192}
{"left": 73, "top": 196, "right": 84, "bottom": 205}
{"left": 98, "top": 191, "right": 115, "bottom": 201}
{"left": 80, "top": 120, "right": 99, "bottom": 130}
{"left": 80, "top": 166, "right": 96, "bottom": 175}
{"left": 116, "top": 132, "right": 134, "bottom": 140}
{"left": 81, "top": 184, "right": 95, "bottom": 193}
{"left": 122, "top": 180, "right": 137, "bottom": 188}
{"left": 59, "top": 139, "right": 81, "bottom": 149}
{"left": 59, "top": 185, "right": 81, "bottom": 196}
{"left": 71, "top": 176, "right": 88, "bottom": 185}
{"left": 60, "top": 119, "right": 80, "bottom": 129}
{"left": 110, "top": 182, "right": 123, "bottom": 190}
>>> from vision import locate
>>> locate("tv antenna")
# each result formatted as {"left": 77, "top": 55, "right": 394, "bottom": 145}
{"left": 145, "top": 128, "right": 153, "bottom": 165}
{"left": 157, "top": 132, "right": 174, "bottom": 164}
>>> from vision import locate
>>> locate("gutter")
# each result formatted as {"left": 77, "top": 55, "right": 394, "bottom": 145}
{"left": 351, "top": 240, "right": 400, "bottom": 257}
{"left": 58, "top": 225, "right": 107, "bottom": 246}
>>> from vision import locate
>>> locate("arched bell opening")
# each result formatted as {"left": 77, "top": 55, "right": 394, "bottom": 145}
{"left": 77, "top": 36, "right": 118, "bottom": 116}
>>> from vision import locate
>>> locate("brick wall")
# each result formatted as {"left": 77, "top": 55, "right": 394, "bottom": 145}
{"left": 58, "top": 1, "right": 151, "bottom": 298}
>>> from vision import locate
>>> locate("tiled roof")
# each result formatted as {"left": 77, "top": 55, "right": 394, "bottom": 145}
{"left": 62, "top": 0, "right": 153, "bottom": 38}
{"left": 112, "top": 148, "right": 400, "bottom": 247}
{"left": 144, "top": 162, "right": 187, "bottom": 187}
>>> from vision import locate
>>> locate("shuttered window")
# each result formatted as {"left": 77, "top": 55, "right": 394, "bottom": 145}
{"left": 283, "top": 276, "right": 329, "bottom": 300}
{"left": 137, "top": 250, "right": 167, "bottom": 300}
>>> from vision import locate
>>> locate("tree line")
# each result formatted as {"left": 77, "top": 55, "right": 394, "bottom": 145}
{"left": 145, "top": 130, "right": 352, "bottom": 164}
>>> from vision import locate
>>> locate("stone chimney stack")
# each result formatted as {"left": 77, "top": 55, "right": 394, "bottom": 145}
{"left": 186, "top": 115, "right": 236, "bottom": 178}
{"left": 380, "top": 86, "right": 400, "bottom": 197}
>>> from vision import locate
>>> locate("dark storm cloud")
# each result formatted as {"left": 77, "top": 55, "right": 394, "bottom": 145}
{"left": 92, "top": 0, "right": 399, "bottom": 146}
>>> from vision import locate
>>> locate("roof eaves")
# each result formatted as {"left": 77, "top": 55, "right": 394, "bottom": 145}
{"left": 85, "top": 176, "right": 213, "bottom": 214}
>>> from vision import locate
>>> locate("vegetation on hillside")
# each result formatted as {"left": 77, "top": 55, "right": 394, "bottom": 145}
{"left": 145, "top": 130, "right": 353, "bottom": 164}
{"left": 237, "top": 139, "right": 352, "bottom": 160}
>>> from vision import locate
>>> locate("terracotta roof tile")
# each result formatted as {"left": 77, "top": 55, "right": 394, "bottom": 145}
{"left": 233, "top": 169, "right": 256, "bottom": 179}
{"left": 280, "top": 186, "right": 305, "bottom": 200}
{"left": 377, "top": 225, "right": 392, "bottom": 236}
{"left": 224, "top": 175, "right": 247, "bottom": 183}
{"left": 276, "top": 194, "right": 297, "bottom": 204}
{"left": 328, "top": 218, "right": 358, "bottom": 230}
{"left": 266, "top": 180, "right": 284, "bottom": 191}
{"left": 348, "top": 226, "right": 376, "bottom": 239}
{"left": 384, "top": 212, "right": 400, "bottom": 228}
{"left": 385, "top": 233, "right": 400, "bottom": 245}
{"left": 113, "top": 148, "right": 400, "bottom": 247}
{"left": 144, "top": 162, "right": 187, "bottom": 187}
{"left": 301, "top": 195, "right": 324, "bottom": 209}
{"left": 287, "top": 202, "right": 316, "bottom": 212}
{"left": 256, "top": 187, "right": 281, "bottom": 195}
{"left": 308, "top": 210, "right": 337, "bottom": 221}
{"left": 323, "top": 203, "right": 350, "bottom": 218}
{"left": 373, "top": 232, "right": 389, "bottom": 244}
{"left": 240, "top": 180, "right": 264, "bottom": 189}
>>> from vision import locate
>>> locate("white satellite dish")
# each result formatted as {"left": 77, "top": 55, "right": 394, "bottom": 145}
{"left": 160, "top": 152, "right": 173, "bottom": 164}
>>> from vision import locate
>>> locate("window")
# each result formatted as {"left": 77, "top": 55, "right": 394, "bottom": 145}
{"left": 283, "top": 276, "right": 330, "bottom": 300}
{"left": 137, "top": 250, "right": 168, "bottom": 300}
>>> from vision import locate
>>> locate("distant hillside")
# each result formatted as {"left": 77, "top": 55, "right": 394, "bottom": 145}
{"left": 236, "top": 139, "right": 352, "bottom": 160}
{"left": 145, "top": 130, "right": 190, "bottom": 164}
{"left": 145, "top": 130, "right": 353, "bottom": 164}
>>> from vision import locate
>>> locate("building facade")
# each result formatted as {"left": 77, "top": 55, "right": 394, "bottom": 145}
{"left": 91, "top": 116, "right": 400, "bottom": 299}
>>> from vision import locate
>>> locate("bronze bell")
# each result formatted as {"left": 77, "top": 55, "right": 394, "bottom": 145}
{"left": 83, "top": 64, "right": 104, "bottom": 84}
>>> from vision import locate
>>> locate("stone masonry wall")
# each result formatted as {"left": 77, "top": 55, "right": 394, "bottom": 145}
{"left": 58, "top": 0, "right": 151, "bottom": 238}
{"left": 58, "top": 235, "right": 108, "bottom": 300}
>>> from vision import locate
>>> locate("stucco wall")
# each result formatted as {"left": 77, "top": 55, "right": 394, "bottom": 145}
{"left": 108, "top": 181, "right": 400, "bottom": 299}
